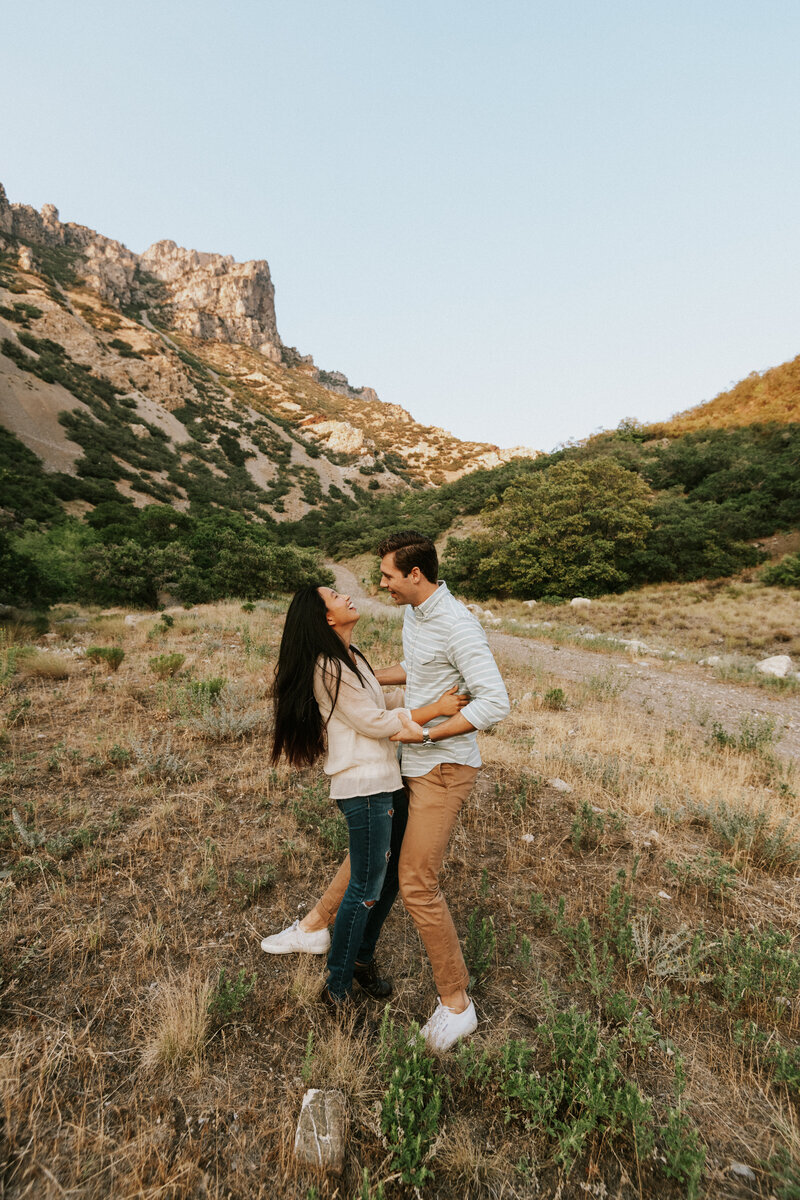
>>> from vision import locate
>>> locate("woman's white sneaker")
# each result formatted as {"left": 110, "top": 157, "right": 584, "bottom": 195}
{"left": 260, "top": 919, "right": 330, "bottom": 955}
{"left": 420, "top": 997, "right": 477, "bottom": 1052}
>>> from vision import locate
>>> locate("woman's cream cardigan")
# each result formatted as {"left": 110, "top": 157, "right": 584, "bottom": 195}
{"left": 313, "top": 655, "right": 410, "bottom": 800}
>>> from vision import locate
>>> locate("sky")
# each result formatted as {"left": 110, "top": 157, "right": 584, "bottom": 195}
{"left": 3, "top": 1, "right": 800, "bottom": 452}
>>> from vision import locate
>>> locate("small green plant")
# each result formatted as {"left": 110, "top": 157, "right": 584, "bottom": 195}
{"left": 207, "top": 967, "right": 256, "bottom": 1022}
{"left": 86, "top": 645, "right": 125, "bottom": 672}
{"left": 570, "top": 800, "right": 619, "bottom": 854}
{"left": 666, "top": 849, "right": 737, "bottom": 899}
{"left": 149, "top": 652, "right": 185, "bottom": 679}
{"left": 159, "top": 612, "right": 175, "bottom": 628}
{"left": 108, "top": 742, "right": 132, "bottom": 767}
{"left": 187, "top": 694, "right": 262, "bottom": 740}
{"left": 231, "top": 865, "right": 276, "bottom": 907}
{"left": 353, "top": 1168, "right": 385, "bottom": 1200}
{"left": 660, "top": 1060, "right": 705, "bottom": 1200}
{"left": 689, "top": 798, "right": 800, "bottom": 869}
{"left": 712, "top": 924, "right": 800, "bottom": 1016}
{"left": 186, "top": 676, "right": 226, "bottom": 706}
{"left": 379, "top": 1009, "right": 441, "bottom": 1189}
{"left": 464, "top": 908, "right": 496, "bottom": 984}
{"left": 710, "top": 714, "right": 777, "bottom": 754}
{"left": 131, "top": 734, "right": 197, "bottom": 781}
{"left": 542, "top": 686, "right": 568, "bottom": 710}
{"left": 241, "top": 601, "right": 255, "bottom": 613}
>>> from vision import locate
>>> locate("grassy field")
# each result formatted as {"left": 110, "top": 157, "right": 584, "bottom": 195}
{"left": 1, "top": 600, "right": 799, "bottom": 1198}
{"left": 442, "top": 577, "right": 800, "bottom": 689}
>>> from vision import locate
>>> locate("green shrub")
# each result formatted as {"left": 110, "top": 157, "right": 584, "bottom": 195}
{"left": 379, "top": 1010, "right": 441, "bottom": 1188}
{"left": 760, "top": 552, "right": 800, "bottom": 588}
{"left": 709, "top": 714, "right": 777, "bottom": 753}
{"left": 86, "top": 645, "right": 125, "bottom": 672}
{"left": 149, "top": 653, "right": 185, "bottom": 679}
{"left": 464, "top": 908, "right": 496, "bottom": 984}
{"left": 207, "top": 967, "right": 255, "bottom": 1022}
{"left": 186, "top": 677, "right": 226, "bottom": 706}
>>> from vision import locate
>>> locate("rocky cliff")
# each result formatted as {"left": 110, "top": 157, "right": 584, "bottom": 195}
{"left": 0, "top": 181, "right": 537, "bottom": 521}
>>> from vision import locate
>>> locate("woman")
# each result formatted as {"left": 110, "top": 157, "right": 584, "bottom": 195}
{"left": 266, "top": 584, "right": 467, "bottom": 1006}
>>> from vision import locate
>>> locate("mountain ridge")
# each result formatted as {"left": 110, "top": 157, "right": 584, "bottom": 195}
{"left": 0, "top": 181, "right": 537, "bottom": 524}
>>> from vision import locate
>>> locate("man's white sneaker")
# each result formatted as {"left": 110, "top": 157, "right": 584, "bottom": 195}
{"left": 420, "top": 997, "right": 477, "bottom": 1052}
{"left": 260, "top": 919, "right": 330, "bottom": 955}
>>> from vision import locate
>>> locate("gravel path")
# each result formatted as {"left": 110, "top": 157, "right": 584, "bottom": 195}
{"left": 328, "top": 562, "right": 800, "bottom": 761}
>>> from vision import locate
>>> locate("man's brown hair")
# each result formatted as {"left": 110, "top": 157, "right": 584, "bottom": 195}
{"left": 377, "top": 530, "right": 438, "bottom": 584}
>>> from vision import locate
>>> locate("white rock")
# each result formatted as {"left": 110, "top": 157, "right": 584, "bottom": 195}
{"left": 700, "top": 655, "right": 722, "bottom": 666}
{"left": 756, "top": 654, "right": 793, "bottom": 678}
{"left": 522, "top": 599, "right": 537, "bottom": 608}
{"left": 482, "top": 609, "right": 495, "bottom": 620}
{"left": 466, "top": 604, "right": 483, "bottom": 615}
{"left": 547, "top": 777, "right": 573, "bottom": 793}
{"left": 728, "top": 1162, "right": 755, "bottom": 1181}
{"left": 522, "top": 833, "right": 535, "bottom": 843}
{"left": 622, "top": 639, "right": 650, "bottom": 655}
{"left": 570, "top": 597, "right": 592, "bottom": 609}
{"left": 124, "top": 614, "right": 141, "bottom": 626}
{"left": 294, "top": 1089, "right": 346, "bottom": 1175}
{"left": 657, "top": 890, "right": 672, "bottom": 901}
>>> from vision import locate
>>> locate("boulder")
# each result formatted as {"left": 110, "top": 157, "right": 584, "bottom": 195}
{"left": 522, "top": 599, "right": 537, "bottom": 608}
{"left": 621, "top": 639, "right": 650, "bottom": 655}
{"left": 294, "top": 1089, "right": 346, "bottom": 1174}
{"left": 570, "top": 597, "right": 591, "bottom": 609}
{"left": 756, "top": 655, "right": 793, "bottom": 678}
{"left": 547, "top": 777, "right": 573, "bottom": 793}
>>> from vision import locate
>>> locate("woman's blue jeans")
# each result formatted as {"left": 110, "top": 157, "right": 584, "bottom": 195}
{"left": 325, "top": 786, "right": 407, "bottom": 1000}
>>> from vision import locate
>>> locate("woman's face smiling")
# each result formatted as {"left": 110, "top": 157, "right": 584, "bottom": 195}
{"left": 318, "top": 586, "right": 359, "bottom": 632}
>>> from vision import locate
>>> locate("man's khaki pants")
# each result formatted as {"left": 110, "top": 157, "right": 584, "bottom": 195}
{"left": 317, "top": 763, "right": 478, "bottom": 997}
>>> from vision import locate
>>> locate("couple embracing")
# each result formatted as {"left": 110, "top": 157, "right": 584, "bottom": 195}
{"left": 263, "top": 531, "right": 510, "bottom": 1052}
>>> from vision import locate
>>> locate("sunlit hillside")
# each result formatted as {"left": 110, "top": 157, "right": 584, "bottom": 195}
{"left": 652, "top": 354, "right": 800, "bottom": 434}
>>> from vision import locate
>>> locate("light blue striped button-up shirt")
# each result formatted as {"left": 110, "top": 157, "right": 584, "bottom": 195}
{"left": 399, "top": 582, "right": 510, "bottom": 778}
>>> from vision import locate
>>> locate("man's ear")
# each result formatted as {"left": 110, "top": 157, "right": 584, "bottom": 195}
{"left": 409, "top": 566, "right": 421, "bottom": 583}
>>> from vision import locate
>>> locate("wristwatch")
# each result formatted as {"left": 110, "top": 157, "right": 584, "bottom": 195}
{"left": 421, "top": 728, "right": 433, "bottom": 746}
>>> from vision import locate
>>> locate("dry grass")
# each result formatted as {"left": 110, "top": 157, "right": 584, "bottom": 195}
{"left": 139, "top": 966, "right": 213, "bottom": 1075}
{"left": 17, "top": 648, "right": 76, "bottom": 679}
{"left": 0, "top": 597, "right": 799, "bottom": 1197}
{"left": 480, "top": 576, "right": 800, "bottom": 666}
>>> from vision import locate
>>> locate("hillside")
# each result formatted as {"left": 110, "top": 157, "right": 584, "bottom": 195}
{"left": 651, "top": 354, "right": 800, "bottom": 435}
{"left": 0, "top": 182, "right": 535, "bottom": 527}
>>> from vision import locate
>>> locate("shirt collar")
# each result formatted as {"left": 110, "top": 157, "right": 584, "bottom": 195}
{"left": 413, "top": 581, "right": 449, "bottom": 621}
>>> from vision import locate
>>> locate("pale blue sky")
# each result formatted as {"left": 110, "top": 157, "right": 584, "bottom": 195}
{"left": 3, "top": 1, "right": 800, "bottom": 450}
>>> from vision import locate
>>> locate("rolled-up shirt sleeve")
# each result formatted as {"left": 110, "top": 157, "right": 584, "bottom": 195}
{"left": 316, "top": 666, "right": 410, "bottom": 739}
{"left": 447, "top": 624, "right": 510, "bottom": 731}
{"left": 383, "top": 687, "right": 406, "bottom": 710}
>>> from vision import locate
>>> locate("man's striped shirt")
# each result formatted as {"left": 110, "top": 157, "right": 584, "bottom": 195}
{"left": 400, "top": 582, "right": 510, "bottom": 778}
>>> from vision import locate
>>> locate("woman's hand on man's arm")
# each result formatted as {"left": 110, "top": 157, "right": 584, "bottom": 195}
{"left": 374, "top": 665, "right": 407, "bottom": 686}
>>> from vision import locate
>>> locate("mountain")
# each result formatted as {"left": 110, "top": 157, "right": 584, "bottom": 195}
{"left": 650, "top": 356, "right": 800, "bottom": 435}
{"left": 0, "top": 183, "right": 536, "bottom": 525}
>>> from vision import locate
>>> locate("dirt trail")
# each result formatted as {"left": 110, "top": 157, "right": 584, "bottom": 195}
{"left": 328, "top": 562, "right": 800, "bottom": 761}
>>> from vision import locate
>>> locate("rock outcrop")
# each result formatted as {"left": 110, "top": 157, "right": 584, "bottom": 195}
{"left": 140, "top": 241, "right": 281, "bottom": 361}
{"left": 0, "top": 183, "right": 282, "bottom": 359}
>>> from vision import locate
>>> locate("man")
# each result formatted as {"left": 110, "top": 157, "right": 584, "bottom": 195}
{"left": 373, "top": 530, "right": 510, "bottom": 1050}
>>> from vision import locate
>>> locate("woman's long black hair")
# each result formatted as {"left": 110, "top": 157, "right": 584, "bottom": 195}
{"left": 271, "top": 584, "right": 373, "bottom": 767}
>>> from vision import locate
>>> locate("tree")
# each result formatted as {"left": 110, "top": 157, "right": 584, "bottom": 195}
{"left": 464, "top": 458, "right": 652, "bottom": 599}
{"left": 760, "top": 553, "right": 800, "bottom": 588}
{"left": 83, "top": 540, "right": 189, "bottom": 607}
